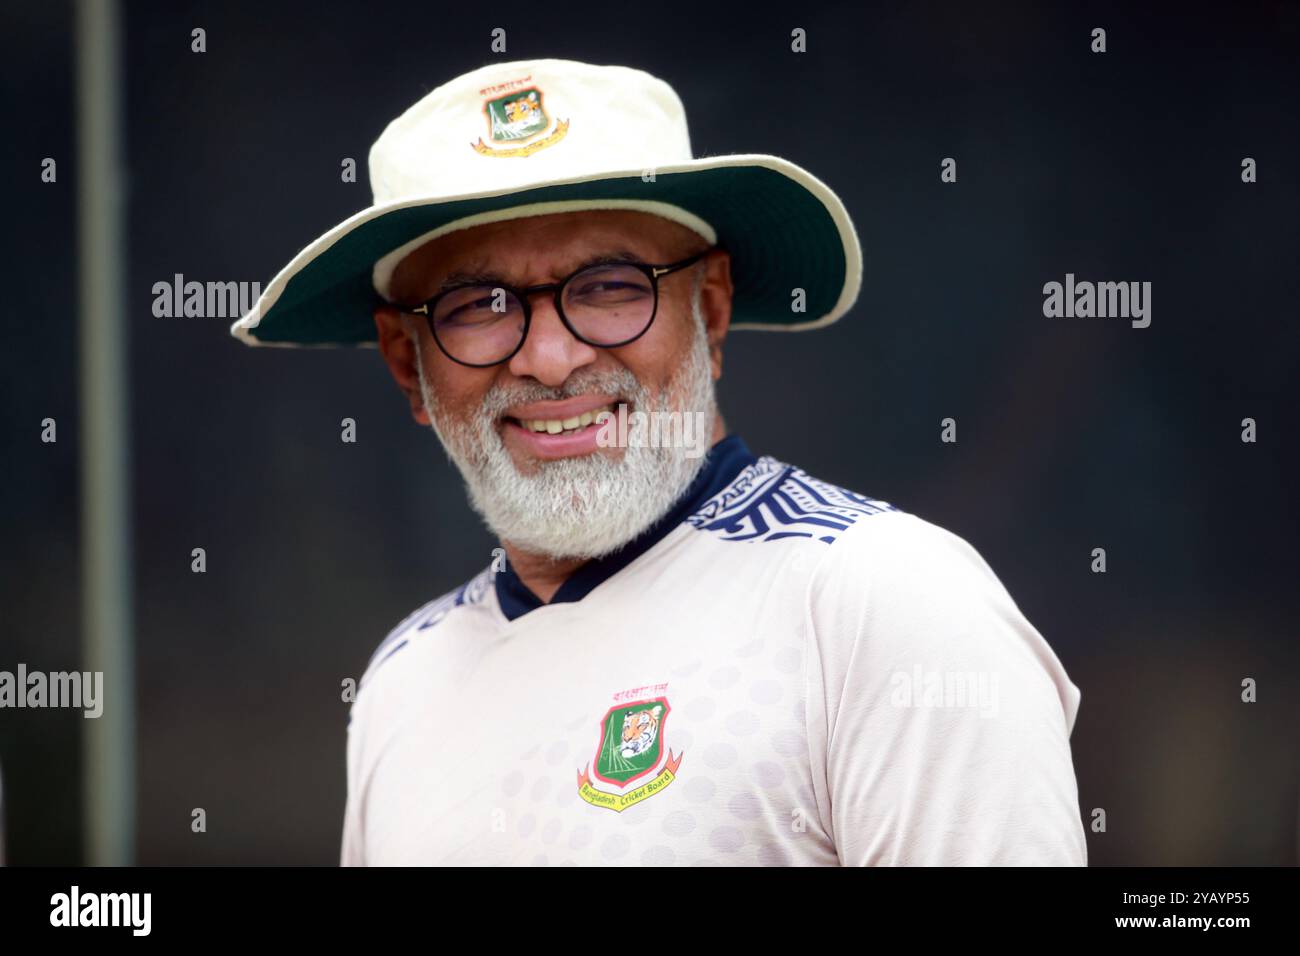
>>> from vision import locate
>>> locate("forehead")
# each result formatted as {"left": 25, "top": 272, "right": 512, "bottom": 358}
{"left": 389, "top": 209, "right": 704, "bottom": 299}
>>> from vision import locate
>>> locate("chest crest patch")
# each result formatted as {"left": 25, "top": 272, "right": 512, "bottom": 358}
{"left": 578, "top": 688, "right": 682, "bottom": 812}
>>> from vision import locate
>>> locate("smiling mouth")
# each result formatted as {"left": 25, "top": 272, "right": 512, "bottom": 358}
{"left": 505, "top": 402, "right": 620, "bottom": 436}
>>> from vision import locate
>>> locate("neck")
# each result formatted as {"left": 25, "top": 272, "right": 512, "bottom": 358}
{"left": 498, "top": 549, "right": 584, "bottom": 604}
{"left": 501, "top": 413, "right": 727, "bottom": 603}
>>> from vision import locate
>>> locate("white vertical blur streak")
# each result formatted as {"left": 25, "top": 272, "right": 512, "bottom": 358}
{"left": 76, "top": 0, "right": 134, "bottom": 865}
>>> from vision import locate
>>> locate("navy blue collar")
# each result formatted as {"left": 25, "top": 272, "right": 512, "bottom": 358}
{"left": 494, "top": 434, "right": 757, "bottom": 621}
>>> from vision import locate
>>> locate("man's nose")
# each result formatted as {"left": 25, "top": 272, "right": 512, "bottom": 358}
{"left": 506, "top": 294, "right": 599, "bottom": 386}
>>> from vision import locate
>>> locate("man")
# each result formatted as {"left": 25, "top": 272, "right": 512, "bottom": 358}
{"left": 233, "top": 59, "right": 1086, "bottom": 865}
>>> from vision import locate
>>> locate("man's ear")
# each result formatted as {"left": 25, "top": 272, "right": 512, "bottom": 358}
{"left": 699, "top": 248, "right": 734, "bottom": 381}
{"left": 373, "top": 305, "right": 431, "bottom": 425}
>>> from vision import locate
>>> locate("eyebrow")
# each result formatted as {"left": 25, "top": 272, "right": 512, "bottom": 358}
{"left": 433, "top": 250, "right": 645, "bottom": 295}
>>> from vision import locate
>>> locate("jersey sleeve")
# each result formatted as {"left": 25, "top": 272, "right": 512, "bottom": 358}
{"left": 340, "top": 697, "right": 367, "bottom": 867}
{"left": 803, "top": 511, "right": 1086, "bottom": 866}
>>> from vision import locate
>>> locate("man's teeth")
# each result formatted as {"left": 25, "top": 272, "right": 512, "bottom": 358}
{"left": 519, "top": 404, "right": 615, "bottom": 434}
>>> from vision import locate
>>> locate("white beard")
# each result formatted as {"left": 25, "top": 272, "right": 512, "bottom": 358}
{"left": 415, "top": 295, "right": 718, "bottom": 561}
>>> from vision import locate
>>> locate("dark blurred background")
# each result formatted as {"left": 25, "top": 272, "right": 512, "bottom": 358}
{"left": 1, "top": 0, "right": 1297, "bottom": 865}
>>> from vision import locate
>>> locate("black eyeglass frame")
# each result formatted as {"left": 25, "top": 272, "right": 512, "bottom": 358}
{"left": 405, "top": 249, "right": 712, "bottom": 368}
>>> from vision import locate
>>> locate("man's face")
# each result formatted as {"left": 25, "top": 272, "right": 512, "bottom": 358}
{"left": 374, "top": 209, "right": 734, "bottom": 560}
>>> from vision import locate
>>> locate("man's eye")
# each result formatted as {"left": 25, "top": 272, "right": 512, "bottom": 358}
{"left": 461, "top": 293, "right": 498, "bottom": 311}
{"left": 437, "top": 288, "right": 518, "bottom": 325}
{"left": 441, "top": 301, "right": 500, "bottom": 325}
{"left": 571, "top": 280, "right": 651, "bottom": 299}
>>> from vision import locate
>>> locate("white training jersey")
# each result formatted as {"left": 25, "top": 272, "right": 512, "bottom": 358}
{"left": 341, "top": 435, "right": 1086, "bottom": 866}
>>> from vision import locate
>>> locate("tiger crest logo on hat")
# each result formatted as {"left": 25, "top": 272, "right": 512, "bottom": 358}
{"left": 472, "top": 83, "right": 569, "bottom": 158}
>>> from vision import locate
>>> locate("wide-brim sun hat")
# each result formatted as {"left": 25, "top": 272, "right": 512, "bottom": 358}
{"left": 230, "top": 58, "right": 862, "bottom": 348}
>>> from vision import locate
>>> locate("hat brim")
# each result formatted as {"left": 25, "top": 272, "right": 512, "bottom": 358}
{"left": 230, "top": 154, "right": 861, "bottom": 347}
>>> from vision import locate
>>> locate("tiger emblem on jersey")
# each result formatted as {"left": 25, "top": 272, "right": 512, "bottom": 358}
{"left": 579, "top": 693, "right": 682, "bottom": 807}
{"left": 619, "top": 704, "right": 662, "bottom": 759}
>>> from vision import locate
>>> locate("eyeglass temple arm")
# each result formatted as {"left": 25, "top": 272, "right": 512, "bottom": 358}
{"left": 652, "top": 249, "right": 712, "bottom": 278}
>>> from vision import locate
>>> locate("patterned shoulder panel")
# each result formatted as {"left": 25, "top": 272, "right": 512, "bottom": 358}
{"left": 362, "top": 566, "right": 494, "bottom": 682}
{"left": 686, "top": 456, "right": 899, "bottom": 544}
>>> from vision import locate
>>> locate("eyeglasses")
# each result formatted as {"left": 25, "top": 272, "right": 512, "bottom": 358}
{"left": 405, "top": 250, "right": 711, "bottom": 367}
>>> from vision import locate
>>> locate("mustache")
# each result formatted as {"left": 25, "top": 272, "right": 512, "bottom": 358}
{"left": 477, "top": 367, "right": 645, "bottom": 420}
